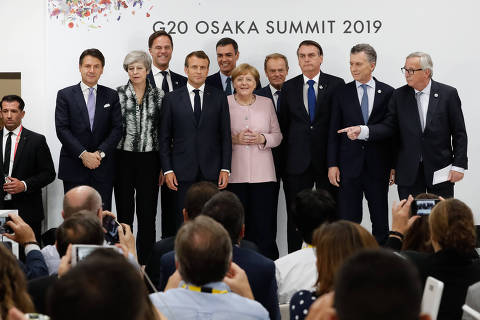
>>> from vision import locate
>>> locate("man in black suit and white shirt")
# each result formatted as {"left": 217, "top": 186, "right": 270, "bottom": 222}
{"left": 147, "top": 30, "right": 188, "bottom": 238}
{"left": 0, "top": 95, "right": 55, "bottom": 241}
{"left": 339, "top": 52, "right": 467, "bottom": 199}
{"left": 160, "top": 50, "right": 232, "bottom": 232}
{"left": 327, "top": 44, "right": 394, "bottom": 244}
{"left": 279, "top": 40, "right": 344, "bottom": 252}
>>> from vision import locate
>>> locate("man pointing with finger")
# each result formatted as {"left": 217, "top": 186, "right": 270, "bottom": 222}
{"left": 338, "top": 52, "right": 467, "bottom": 200}
{"left": 327, "top": 44, "right": 393, "bottom": 244}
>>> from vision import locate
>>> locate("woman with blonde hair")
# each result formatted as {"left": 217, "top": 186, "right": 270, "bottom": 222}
{"left": 289, "top": 221, "right": 378, "bottom": 319}
{"left": 0, "top": 244, "right": 35, "bottom": 318}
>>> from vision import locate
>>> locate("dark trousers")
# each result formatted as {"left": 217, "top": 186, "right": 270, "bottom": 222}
{"left": 397, "top": 162, "right": 454, "bottom": 200}
{"left": 283, "top": 166, "right": 332, "bottom": 253}
{"left": 160, "top": 185, "right": 176, "bottom": 238}
{"left": 338, "top": 172, "right": 389, "bottom": 244}
{"left": 228, "top": 182, "right": 279, "bottom": 260}
{"left": 113, "top": 150, "right": 160, "bottom": 265}
{"left": 63, "top": 178, "right": 113, "bottom": 211}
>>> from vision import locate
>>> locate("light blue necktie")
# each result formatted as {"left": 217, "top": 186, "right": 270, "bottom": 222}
{"left": 87, "top": 87, "right": 96, "bottom": 130}
{"left": 360, "top": 84, "right": 369, "bottom": 124}
{"left": 307, "top": 80, "right": 316, "bottom": 123}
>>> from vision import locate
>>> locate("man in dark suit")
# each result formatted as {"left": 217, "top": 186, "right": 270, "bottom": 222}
{"left": 157, "top": 191, "right": 280, "bottom": 320}
{"left": 327, "top": 44, "right": 394, "bottom": 244}
{"left": 55, "top": 48, "right": 122, "bottom": 210}
{"left": 160, "top": 50, "right": 231, "bottom": 232}
{"left": 254, "top": 53, "right": 289, "bottom": 259}
{"left": 205, "top": 38, "right": 261, "bottom": 94}
{"left": 0, "top": 95, "right": 55, "bottom": 240}
{"left": 339, "top": 52, "right": 467, "bottom": 199}
{"left": 147, "top": 31, "right": 188, "bottom": 239}
{"left": 279, "top": 40, "right": 344, "bottom": 252}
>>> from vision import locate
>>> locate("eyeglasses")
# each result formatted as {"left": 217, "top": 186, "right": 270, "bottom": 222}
{"left": 401, "top": 67, "right": 423, "bottom": 75}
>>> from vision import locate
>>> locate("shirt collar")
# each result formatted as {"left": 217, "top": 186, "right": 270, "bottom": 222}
{"left": 180, "top": 281, "right": 231, "bottom": 292}
{"left": 80, "top": 81, "right": 98, "bottom": 92}
{"left": 414, "top": 79, "right": 432, "bottom": 95}
{"left": 269, "top": 84, "right": 281, "bottom": 96}
{"left": 219, "top": 72, "right": 231, "bottom": 85}
{"left": 3, "top": 124, "right": 22, "bottom": 137}
{"left": 355, "top": 77, "right": 375, "bottom": 89}
{"left": 151, "top": 64, "right": 170, "bottom": 76}
{"left": 186, "top": 82, "right": 205, "bottom": 93}
{"left": 303, "top": 72, "right": 321, "bottom": 85}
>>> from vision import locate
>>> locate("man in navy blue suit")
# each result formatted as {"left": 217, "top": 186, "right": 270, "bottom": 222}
{"left": 147, "top": 31, "right": 188, "bottom": 239}
{"left": 205, "top": 37, "right": 260, "bottom": 94}
{"left": 157, "top": 191, "right": 280, "bottom": 320}
{"left": 55, "top": 48, "right": 122, "bottom": 210}
{"left": 254, "top": 53, "right": 289, "bottom": 259}
{"left": 159, "top": 50, "right": 231, "bottom": 232}
{"left": 327, "top": 44, "right": 394, "bottom": 244}
{"left": 339, "top": 52, "right": 467, "bottom": 200}
{"left": 279, "top": 40, "right": 344, "bottom": 252}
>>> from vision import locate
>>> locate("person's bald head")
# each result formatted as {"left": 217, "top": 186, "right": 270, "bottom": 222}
{"left": 62, "top": 186, "right": 102, "bottom": 219}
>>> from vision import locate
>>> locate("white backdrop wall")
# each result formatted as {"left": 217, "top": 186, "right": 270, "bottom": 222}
{"left": 1, "top": 0, "right": 479, "bottom": 255}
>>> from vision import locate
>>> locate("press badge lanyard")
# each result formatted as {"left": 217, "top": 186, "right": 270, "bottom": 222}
{"left": 181, "top": 283, "right": 228, "bottom": 294}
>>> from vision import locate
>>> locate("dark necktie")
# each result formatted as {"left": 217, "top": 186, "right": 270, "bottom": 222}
{"left": 274, "top": 90, "right": 281, "bottom": 113}
{"left": 161, "top": 71, "right": 170, "bottom": 93}
{"left": 307, "top": 80, "right": 316, "bottom": 123}
{"left": 225, "top": 77, "right": 232, "bottom": 95}
{"left": 3, "top": 132, "right": 13, "bottom": 175}
{"left": 360, "top": 84, "right": 369, "bottom": 124}
{"left": 193, "top": 89, "right": 201, "bottom": 124}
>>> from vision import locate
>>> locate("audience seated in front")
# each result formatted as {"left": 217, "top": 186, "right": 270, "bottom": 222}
{"left": 290, "top": 221, "right": 378, "bottom": 320}
{"left": 305, "top": 249, "right": 431, "bottom": 320}
{"left": 149, "top": 215, "right": 269, "bottom": 320}
{"left": 402, "top": 198, "right": 480, "bottom": 320}
{"left": 158, "top": 191, "right": 280, "bottom": 319}
{"left": 275, "top": 189, "right": 337, "bottom": 304}
{"left": 0, "top": 243, "right": 35, "bottom": 318}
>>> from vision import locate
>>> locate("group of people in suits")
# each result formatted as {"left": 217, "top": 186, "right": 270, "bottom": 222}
{"left": 0, "top": 31, "right": 467, "bottom": 264}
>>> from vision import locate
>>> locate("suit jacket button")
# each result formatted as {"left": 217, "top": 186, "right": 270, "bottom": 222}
{"left": 310, "top": 126, "right": 314, "bottom": 130}
{"left": 361, "top": 146, "right": 365, "bottom": 150}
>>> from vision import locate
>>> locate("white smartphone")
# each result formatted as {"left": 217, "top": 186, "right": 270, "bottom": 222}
{"left": 421, "top": 276, "right": 444, "bottom": 320}
{"left": 71, "top": 244, "right": 121, "bottom": 266}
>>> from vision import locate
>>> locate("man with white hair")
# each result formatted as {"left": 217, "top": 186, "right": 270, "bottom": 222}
{"left": 339, "top": 52, "right": 467, "bottom": 199}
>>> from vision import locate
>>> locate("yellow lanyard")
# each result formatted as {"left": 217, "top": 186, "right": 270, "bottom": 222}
{"left": 181, "top": 283, "right": 228, "bottom": 294}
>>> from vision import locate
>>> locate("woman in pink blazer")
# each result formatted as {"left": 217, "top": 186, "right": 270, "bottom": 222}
{"left": 227, "top": 63, "right": 282, "bottom": 259}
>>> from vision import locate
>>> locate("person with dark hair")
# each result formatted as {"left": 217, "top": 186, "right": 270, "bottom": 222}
{"left": 290, "top": 221, "right": 378, "bottom": 320}
{"left": 55, "top": 48, "right": 122, "bottom": 211}
{"left": 403, "top": 198, "right": 480, "bottom": 320}
{"left": 27, "top": 213, "right": 105, "bottom": 314}
{"left": 306, "top": 249, "right": 431, "bottom": 320}
{"left": 150, "top": 215, "right": 268, "bottom": 319}
{"left": 145, "top": 181, "right": 219, "bottom": 288}
{"left": 327, "top": 43, "right": 394, "bottom": 244}
{"left": 158, "top": 191, "right": 280, "bottom": 319}
{"left": 0, "top": 95, "right": 56, "bottom": 242}
{"left": 0, "top": 244, "right": 35, "bottom": 319}
{"left": 206, "top": 37, "right": 238, "bottom": 94}
{"left": 48, "top": 248, "right": 162, "bottom": 320}
{"left": 279, "top": 40, "right": 345, "bottom": 252}
{"left": 160, "top": 50, "right": 232, "bottom": 234}
{"left": 275, "top": 189, "right": 336, "bottom": 304}
{"left": 147, "top": 30, "right": 187, "bottom": 240}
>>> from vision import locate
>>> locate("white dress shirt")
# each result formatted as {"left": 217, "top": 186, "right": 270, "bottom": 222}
{"left": 79, "top": 81, "right": 97, "bottom": 104}
{"left": 151, "top": 65, "right": 173, "bottom": 92}
{"left": 219, "top": 72, "right": 232, "bottom": 94}
{"left": 303, "top": 73, "right": 320, "bottom": 114}
{"left": 186, "top": 82, "right": 205, "bottom": 110}
{"left": 356, "top": 78, "right": 376, "bottom": 117}
{"left": 2, "top": 125, "right": 27, "bottom": 199}
{"left": 269, "top": 84, "right": 280, "bottom": 110}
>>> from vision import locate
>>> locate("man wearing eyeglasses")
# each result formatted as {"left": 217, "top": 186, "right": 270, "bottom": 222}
{"left": 339, "top": 52, "right": 467, "bottom": 199}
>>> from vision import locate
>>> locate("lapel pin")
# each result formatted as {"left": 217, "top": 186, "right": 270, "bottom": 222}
{"left": 377, "top": 89, "right": 382, "bottom": 93}
{"left": 175, "top": 81, "right": 178, "bottom": 85}
{"left": 319, "top": 85, "right": 324, "bottom": 90}
{"left": 104, "top": 103, "right": 110, "bottom": 108}
{"left": 434, "top": 93, "right": 439, "bottom": 98}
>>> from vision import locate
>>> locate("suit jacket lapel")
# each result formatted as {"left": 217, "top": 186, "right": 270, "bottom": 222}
{"left": 408, "top": 87, "right": 423, "bottom": 133}
{"left": 92, "top": 86, "right": 106, "bottom": 132}
{"left": 315, "top": 74, "right": 328, "bottom": 122}
{"left": 425, "top": 80, "right": 439, "bottom": 130}
{"left": 369, "top": 79, "right": 383, "bottom": 123}
{"left": 74, "top": 83, "right": 91, "bottom": 129}
{"left": 199, "top": 87, "right": 212, "bottom": 127}
{"left": 180, "top": 87, "right": 197, "bottom": 127}
{"left": 348, "top": 81, "right": 365, "bottom": 124}
{"left": 147, "top": 71, "right": 156, "bottom": 88}
{"left": 296, "top": 76, "right": 310, "bottom": 122}
{"left": 12, "top": 128, "right": 27, "bottom": 176}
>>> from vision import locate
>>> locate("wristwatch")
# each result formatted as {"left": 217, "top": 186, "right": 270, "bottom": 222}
{"left": 97, "top": 150, "right": 105, "bottom": 159}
